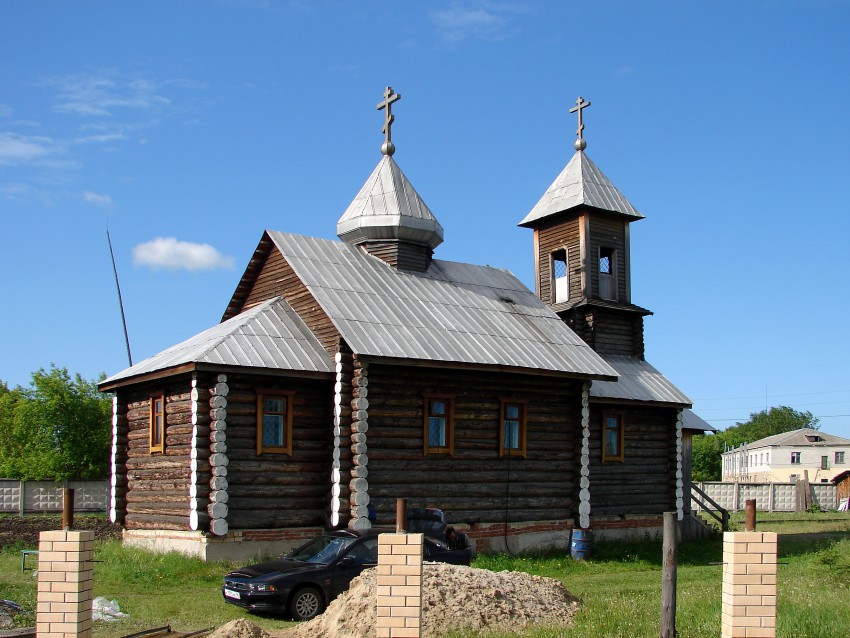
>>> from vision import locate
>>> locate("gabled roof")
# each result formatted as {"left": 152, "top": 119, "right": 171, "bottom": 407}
{"left": 589, "top": 354, "right": 691, "bottom": 407}
{"left": 336, "top": 154, "right": 444, "bottom": 250}
{"left": 268, "top": 231, "right": 618, "bottom": 380}
{"left": 745, "top": 428, "right": 850, "bottom": 450}
{"left": 100, "top": 297, "right": 334, "bottom": 389}
{"left": 518, "top": 151, "right": 644, "bottom": 227}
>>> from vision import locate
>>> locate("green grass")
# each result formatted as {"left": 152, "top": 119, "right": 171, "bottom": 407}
{"left": 1, "top": 511, "right": 848, "bottom": 637}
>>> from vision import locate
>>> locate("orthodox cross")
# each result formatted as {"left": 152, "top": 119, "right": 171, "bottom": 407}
{"left": 377, "top": 86, "right": 401, "bottom": 155}
{"left": 569, "top": 96, "right": 591, "bottom": 150}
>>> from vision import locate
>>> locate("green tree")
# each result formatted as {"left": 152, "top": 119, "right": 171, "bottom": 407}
{"left": 0, "top": 366, "right": 111, "bottom": 481}
{"left": 690, "top": 406, "right": 819, "bottom": 482}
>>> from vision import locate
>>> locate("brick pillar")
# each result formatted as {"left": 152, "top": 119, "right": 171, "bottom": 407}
{"left": 36, "top": 530, "right": 94, "bottom": 638}
{"left": 721, "top": 531, "right": 777, "bottom": 638}
{"left": 376, "top": 533, "right": 423, "bottom": 638}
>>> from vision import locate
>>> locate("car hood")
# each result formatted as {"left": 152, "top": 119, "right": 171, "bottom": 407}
{"left": 226, "top": 559, "right": 327, "bottom": 580}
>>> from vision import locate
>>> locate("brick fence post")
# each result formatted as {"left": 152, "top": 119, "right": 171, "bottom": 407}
{"left": 36, "top": 530, "right": 95, "bottom": 638}
{"left": 721, "top": 531, "right": 777, "bottom": 638}
{"left": 376, "top": 533, "right": 423, "bottom": 638}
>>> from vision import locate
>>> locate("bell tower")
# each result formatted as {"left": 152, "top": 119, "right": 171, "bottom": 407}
{"left": 519, "top": 97, "right": 651, "bottom": 358}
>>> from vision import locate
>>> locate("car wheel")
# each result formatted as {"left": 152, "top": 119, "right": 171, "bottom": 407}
{"left": 289, "top": 586, "right": 324, "bottom": 621}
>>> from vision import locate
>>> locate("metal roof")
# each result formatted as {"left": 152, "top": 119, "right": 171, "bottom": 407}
{"left": 683, "top": 409, "right": 715, "bottom": 432}
{"left": 336, "top": 155, "right": 444, "bottom": 250}
{"left": 268, "top": 231, "right": 618, "bottom": 379}
{"left": 101, "top": 297, "right": 333, "bottom": 386}
{"left": 518, "top": 151, "right": 644, "bottom": 227}
{"left": 743, "top": 428, "right": 850, "bottom": 449}
{"left": 589, "top": 354, "right": 691, "bottom": 406}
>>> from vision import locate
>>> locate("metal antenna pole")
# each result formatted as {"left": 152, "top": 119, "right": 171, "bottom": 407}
{"left": 107, "top": 226, "right": 133, "bottom": 367}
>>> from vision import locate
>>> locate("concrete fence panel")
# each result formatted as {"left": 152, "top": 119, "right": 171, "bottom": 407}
{"left": 694, "top": 482, "right": 838, "bottom": 513}
{"left": 0, "top": 479, "right": 109, "bottom": 513}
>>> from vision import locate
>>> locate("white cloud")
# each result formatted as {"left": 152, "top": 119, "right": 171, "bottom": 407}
{"left": 83, "top": 191, "right": 113, "bottom": 208}
{"left": 47, "top": 73, "right": 171, "bottom": 117}
{"left": 0, "top": 132, "right": 60, "bottom": 165}
{"left": 431, "top": 2, "right": 519, "bottom": 42}
{"left": 133, "top": 237, "right": 235, "bottom": 272}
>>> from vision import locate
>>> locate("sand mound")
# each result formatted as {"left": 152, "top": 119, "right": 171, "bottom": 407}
{"left": 208, "top": 619, "right": 272, "bottom": 638}
{"left": 276, "top": 562, "right": 579, "bottom": 638}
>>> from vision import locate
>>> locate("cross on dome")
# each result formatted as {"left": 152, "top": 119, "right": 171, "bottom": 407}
{"left": 377, "top": 86, "right": 401, "bottom": 156}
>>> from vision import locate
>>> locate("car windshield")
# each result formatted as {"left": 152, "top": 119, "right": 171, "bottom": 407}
{"left": 286, "top": 535, "right": 358, "bottom": 564}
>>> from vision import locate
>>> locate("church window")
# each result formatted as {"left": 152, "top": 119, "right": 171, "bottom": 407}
{"left": 149, "top": 395, "right": 165, "bottom": 454}
{"left": 602, "top": 412, "right": 625, "bottom": 462}
{"left": 257, "top": 391, "right": 294, "bottom": 455}
{"left": 423, "top": 394, "right": 454, "bottom": 456}
{"left": 500, "top": 398, "right": 527, "bottom": 458}
{"left": 790, "top": 451, "right": 801, "bottom": 464}
{"left": 551, "top": 249, "right": 569, "bottom": 303}
{"left": 598, "top": 247, "right": 616, "bottom": 300}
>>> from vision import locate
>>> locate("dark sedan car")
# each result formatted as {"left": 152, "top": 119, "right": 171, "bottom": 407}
{"left": 221, "top": 528, "right": 471, "bottom": 621}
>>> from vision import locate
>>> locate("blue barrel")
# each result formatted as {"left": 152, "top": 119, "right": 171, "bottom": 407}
{"left": 570, "top": 528, "right": 592, "bottom": 560}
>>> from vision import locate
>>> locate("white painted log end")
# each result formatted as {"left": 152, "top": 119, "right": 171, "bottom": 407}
{"left": 210, "top": 518, "right": 229, "bottom": 536}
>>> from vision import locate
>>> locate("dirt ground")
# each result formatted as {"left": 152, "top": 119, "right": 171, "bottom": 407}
{"left": 209, "top": 563, "right": 579, "bottom": 638}
{"left": 0, "top": 513, "right": 121, "bottom": 550}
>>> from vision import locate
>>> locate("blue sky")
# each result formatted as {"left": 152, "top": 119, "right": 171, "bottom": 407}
{"left": 2, "top": 1, "right": 849, "bottom": 439}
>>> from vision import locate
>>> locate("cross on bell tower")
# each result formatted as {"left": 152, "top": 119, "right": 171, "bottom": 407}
{"left": 569, "top": 96, "right": 591, "bottom": 151}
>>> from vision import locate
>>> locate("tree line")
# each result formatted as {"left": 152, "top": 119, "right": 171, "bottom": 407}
{"left": 0, "top": 366, "right": 111, "bottom": 481}
{"left": 691, "top": 405, "right": 819, "bottom": 481}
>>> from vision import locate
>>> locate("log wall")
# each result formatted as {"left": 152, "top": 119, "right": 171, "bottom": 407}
{"left": 123, "top": 377, "right": 197, "bottom": 530}
{"left": 359, "top": 240, "right": 433, "bottom": 272}
{"left": 587, "top": 404, "right": 677, "bottom": 516}
{"left": 222, "top": 374, "right": 333, "bottom": 529}
{"left": 566, "top": 307, "right": 644, "bottom": 358}
{"left": 588, "top": 215, "right": 628, "bottom": 302}
{"left": 536, "top": 215, "right": 582, "bottom": 303}
{"left": 362, "top": 364, "right": 584, "bottom": 525}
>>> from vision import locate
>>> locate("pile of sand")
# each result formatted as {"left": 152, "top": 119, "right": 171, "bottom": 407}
{"left": 213, "top": 563, "right": 579, "bottom": 638}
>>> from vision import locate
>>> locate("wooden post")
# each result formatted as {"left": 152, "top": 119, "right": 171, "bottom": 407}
{"left": 396, "top": 497, "right": 407, "bottom": 533}
{"left": 62, "top": 488, "right": 74, "bottom": 531}
{"left": 660, "top": 511, "right": 677, "bottom": 638}
{"left": 744, "top": 498, "right": 756, "bottom": 531}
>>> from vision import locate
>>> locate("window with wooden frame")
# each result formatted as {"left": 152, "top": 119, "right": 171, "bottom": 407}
{"left": 602, "top": 411, "right": 624, "bottom": 462}
{"left": 836, "top": 451, "right": 846, "bottom": 464}
{"left": 149, "top": 395, "right": 165, "bottom": 454}
{"left": 790, "top": 451, "right": 801, "bottom": 464}
{"left": 499, "top": 398, "right": 527, "bottom": 458}
{"left": 256, "top": 390, "right": 295, "bottom": 455}
{"left": 423, "top": 393, "right": 454, "bottom": 456}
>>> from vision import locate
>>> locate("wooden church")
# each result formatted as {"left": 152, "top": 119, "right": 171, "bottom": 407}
{"left": 99, "top": 91, "right": 710, "bottom": 560}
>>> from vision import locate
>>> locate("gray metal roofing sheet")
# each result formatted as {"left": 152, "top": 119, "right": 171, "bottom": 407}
{"left": 519, "top": 151, "right": 644, "bottom": 226}
{"left": 589, "top": 354, "right": 691, "bottom": 406}
{"left": 744, "top": 428, "right": 850, "bottom": 449}
{"left": 268, "top": 231, "right": 617, "bottom": 379}
{"left": 682, "top": 409, "right": 715, "bottom": 432}
{"left": 102, "top": 297, "right": 334, "bottom": 385}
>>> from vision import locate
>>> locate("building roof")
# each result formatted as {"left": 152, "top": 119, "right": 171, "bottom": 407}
{"left": 682, "top": 409, "right": 715, "bottom": 432}
{"left": 336, "top": 154, "right": 444, "bottom": 250}
{"left": 589, "top": 354, "right": 691, "bottom": 407}
{"left": 743, "top": 428, "right": 850, "bottom": 450}
{"left": 101, "top": 296, "right": 334, "bottom": 388}
{"left": 518, "top": 151, "right": 644, "bottom": 227}
{"left": 268, "top": 231, "right": 618, "bottom": 380}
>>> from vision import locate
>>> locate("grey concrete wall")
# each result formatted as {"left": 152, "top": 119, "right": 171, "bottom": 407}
{"left": 0, "top": 480, "right": 109, "bottom": 513}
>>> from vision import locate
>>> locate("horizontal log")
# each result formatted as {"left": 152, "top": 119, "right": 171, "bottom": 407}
{"left": 125, "top": 513, "right": 190, "bottom": 530}
{"left": 226, "top": 484, "right": 327, "bottom": 500}
{"left": 228, "top": 509, "right": 326, "bottom": 529}
{"left": 126, "top": 490, "right": 190, "bottom": 503}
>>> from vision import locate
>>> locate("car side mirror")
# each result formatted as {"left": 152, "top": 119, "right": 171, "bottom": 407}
{"left": 339, "top": 556, "right": 355, "bottom": 566}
